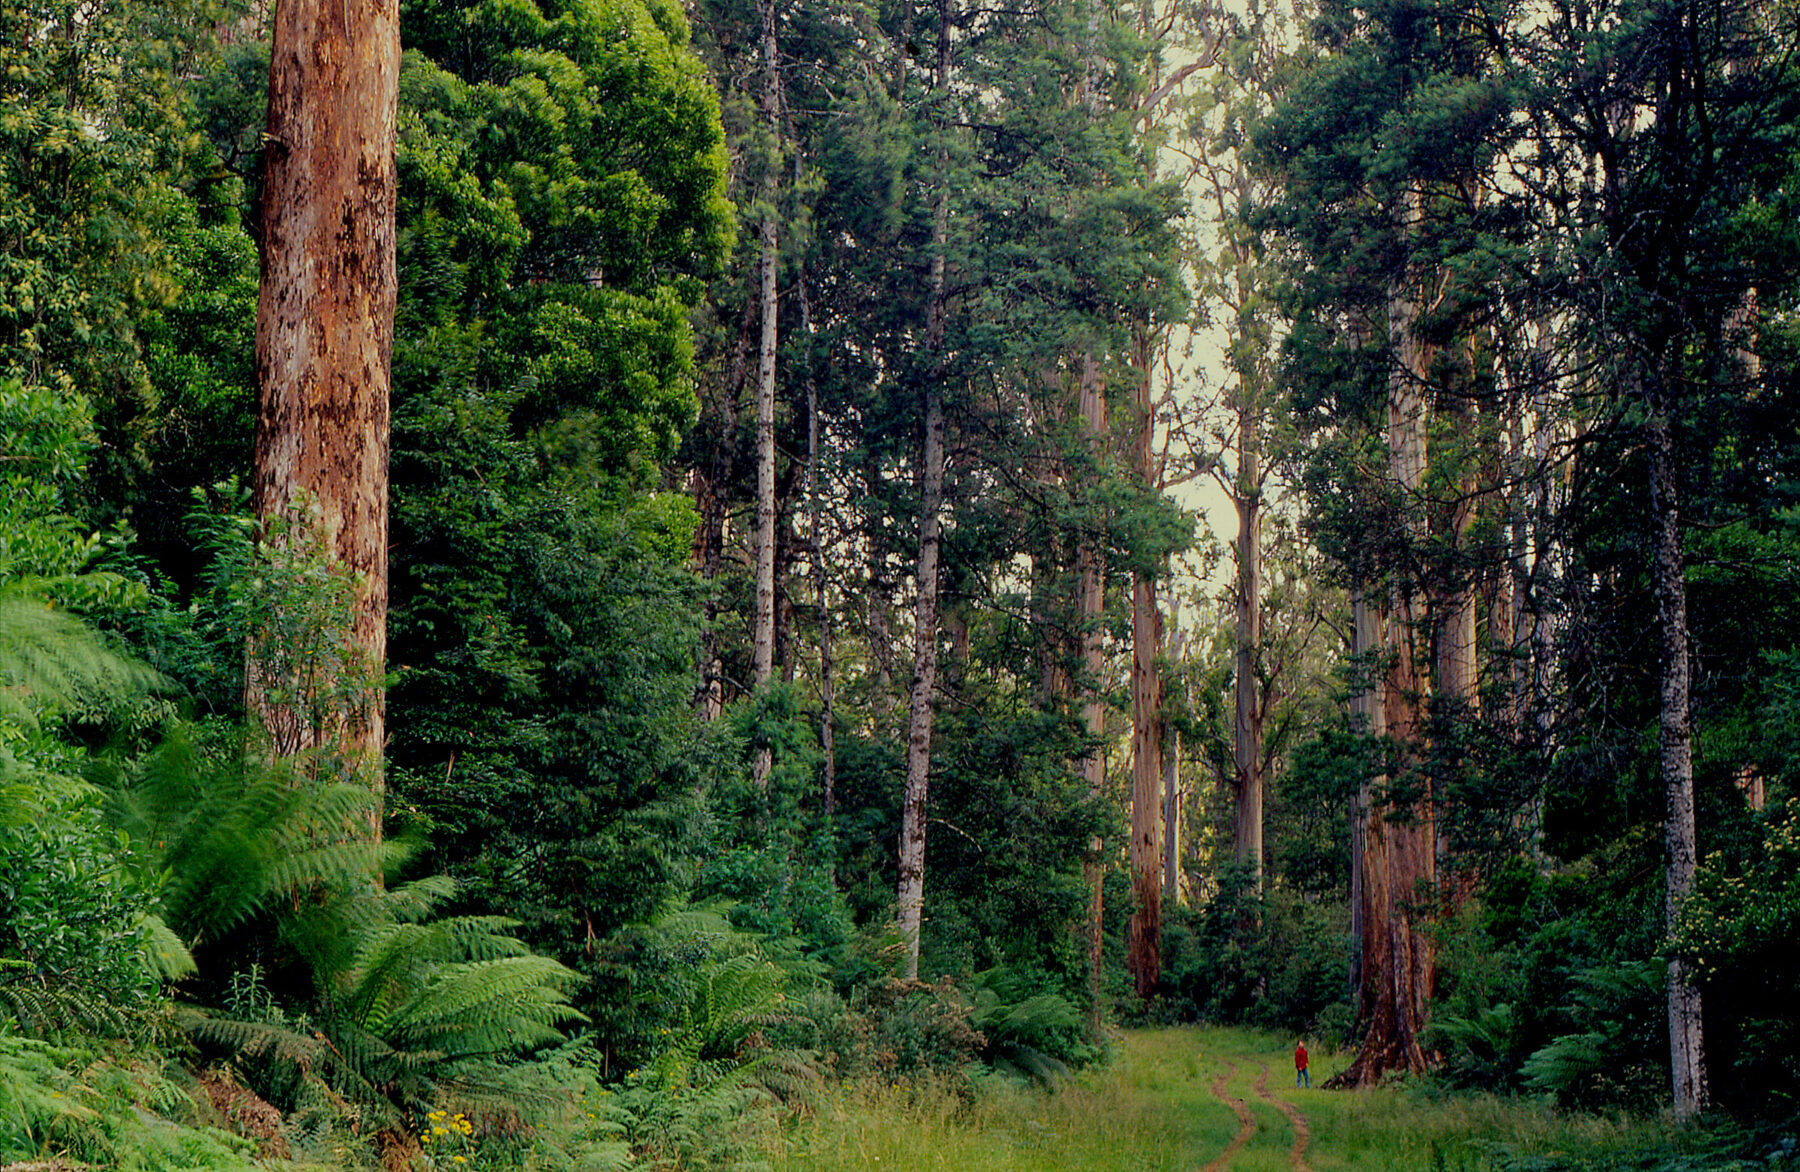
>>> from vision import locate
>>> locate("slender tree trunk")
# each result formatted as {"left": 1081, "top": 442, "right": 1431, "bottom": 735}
{"left": 1162, "top": 722, "right": 1181, "bottom": 903}
{"left": 1434, "top": 393, "right": 1478, "bottom": 718}
{"left": 1162, "top": 620, "right": 1184, "bottom": 906}
{"left": 752, "top": 0, "right": 780, "bottom": 690}
{"left": 896, "top": 0, "right": 953, "bottom": 980}
{"left": 802, "top": 279, "right": 836, "bottom": 816}
{"left": 251, "top": 0, "right": 399, "bottom": 792}
{"left": 1127, "top": 328, "right": 1163, "bottom": 1000}
{"left": 896, "top": 331, "right": 945, "bottom": 982}
{"left": 1233, "top": 397, "right": 1264, "bottom": 889}
{"left": 750, "top": 0, "right": 781, "bottom": 786}
{"left": 1076, "top": 350, "right": 1108, "bottom": 1028}
{"left": 1643, "top": 363, "right": 1708, "bottom": 1120}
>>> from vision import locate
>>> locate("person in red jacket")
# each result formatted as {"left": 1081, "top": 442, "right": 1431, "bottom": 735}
{"left": 1295, "top": 1040, "right": 1310, "bottom": 1088}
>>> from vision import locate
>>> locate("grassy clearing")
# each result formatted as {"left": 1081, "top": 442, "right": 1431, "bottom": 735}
{"left": 769, "top": 1028, "right": 1688, "bottom": 1172}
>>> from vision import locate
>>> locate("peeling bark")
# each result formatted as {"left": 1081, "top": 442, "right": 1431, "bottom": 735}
{"left": 250, "top": 0, "right": 399, "bottom": 790}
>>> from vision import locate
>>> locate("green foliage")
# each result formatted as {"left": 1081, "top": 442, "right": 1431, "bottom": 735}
{"left": 1160, "top": 862, "right": 1350, "bottom": 1038}
{"left": 0, "top": 0, "right": 206, "bottom": 401}
{"left": 830, "top": 978, "right": 986, "bottom": 1087}
{"left": 110, "top": 716, "right": 588, "bottom": 1128}
{"left": 967, "top": 969, "right": 1092, "bottom": 1083}
{"left": 1519, "top": 961, "right": 1667, "bottom": 1114}
{"left": 1675, "top": 797, "right": 1800, "bottom": 1116}
{"left": 0, "top": 375, "right": 174, "bottom": 1025}
{"left": 0, "top": 1026, "right": 266, "bottom": 1171}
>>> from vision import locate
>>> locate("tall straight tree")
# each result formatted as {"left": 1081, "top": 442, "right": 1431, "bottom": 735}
{"left": 895, "top": 0, "right": 954, "bottom": 980}
{"left": 1076, "top": 350, "right": 1108, "bottom": 1015}
{"left": 750, "top": 0, "right": 782, "bottom": 786}
{"left": 252, "top": 0, "right": 400, "bottom": 776}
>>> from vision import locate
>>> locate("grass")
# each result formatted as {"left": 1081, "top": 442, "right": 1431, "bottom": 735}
{"left": 767, "top": 1027, "right": 1694, "bottom": 1172}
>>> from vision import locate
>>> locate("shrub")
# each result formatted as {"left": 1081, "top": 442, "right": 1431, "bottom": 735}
{"left": 830, "top": 978, "right": 985, "bottom": 1084}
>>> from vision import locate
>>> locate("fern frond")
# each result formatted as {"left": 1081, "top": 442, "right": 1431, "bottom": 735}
{"left": 0, "top": 980, "right": 144, "bottom": 1039}
{"left": 0, "top": 1030, "right": 98, "bottom": 1127}
{"left": 1521, "top": 1030, "right": 1606, "bottom": 1096}
{"left": 373, "top": 956, "right": 585, "bottom": 1050}
{"left": 376, "top": 874, "right": 458, "bottom": 923}
{"left": 138, "top": 913, "right": 197, "bottom": 983}
{"left": 177, "top": 1007, "right": 331, "bottom": 1071}
{"left": 0, "top": 590, "right": 162, "bottom": 730}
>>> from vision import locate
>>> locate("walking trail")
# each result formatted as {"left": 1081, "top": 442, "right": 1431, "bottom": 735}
{"left": 1251, "top": 1061, "right": 1314, "bottom": 1172}
{"left": 1201, "top": 1061, "right": 1256, "bottom": 1172}
{"left": 1200, "top": 1058, "right": 1313, "bottom": 1172}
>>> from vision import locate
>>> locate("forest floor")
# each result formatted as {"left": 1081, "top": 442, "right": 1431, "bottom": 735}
{"left": 768, "top": 1027, "right": 1690, "bottom": 1172}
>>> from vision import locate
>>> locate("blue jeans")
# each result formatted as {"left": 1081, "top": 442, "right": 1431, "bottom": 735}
{"left": 1297, "top": 1067, "right": 1310, "bottom": 1088}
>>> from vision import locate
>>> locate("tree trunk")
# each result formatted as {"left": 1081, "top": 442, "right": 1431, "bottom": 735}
{"left": 1233, "top": 398, "right": 1263, "bottom": 890}
{"left": 1644, "top": 364, "right": 1709, "bottom": 1121}
{"left": 802, "top": 277, "right": 836, "bottom": 816}
{"left": 896, "top": 0, "right": 953, "bottom": 980}
{"left": 1162, "top": 619, "right": 1184, "bottom": 906}
{"left": 750, "top": 0, "right": 780, "bottom": 786}
{"left": 1162, "top": 721, "right": 1181, "bottom": 903}
{"left": 1127, "top": 330, "right": 1162, "bottom": 1000}
{"left": 896, "top": 342, "right": 945, "bottom": 982}
{"left": 1076, "top": 349, "right": 1108, "bottom": 1028}
{"left": 1334, "top": 189, "right": 1436, "bottom": 1085}
{"left": 1127, "top": 571, "right": 1161, "bottom": 998}
{"left": 251, "top": 0, "right": 399, "bottom": 790}
{"left": 1434, "top": 392, "right": 1478, "bottom": 720}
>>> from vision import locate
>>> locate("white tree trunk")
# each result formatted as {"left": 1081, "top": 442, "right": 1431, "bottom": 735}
{"left": 1644, "top": 367, "right": 1708, "bottom": 1121}
{"left": 896, "top": 2, "right": 953, "bottom": 979}
{"left": 1233, "top": 400, "right": 1263, "bottom": 890}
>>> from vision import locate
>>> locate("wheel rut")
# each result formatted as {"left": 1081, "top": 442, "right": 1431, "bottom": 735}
{"left": 1250, "top": 1061, "right": 1314, "bottom": 1172}
{"left": 1201, "top": 1060, "right": 1256, "bottom": 1172}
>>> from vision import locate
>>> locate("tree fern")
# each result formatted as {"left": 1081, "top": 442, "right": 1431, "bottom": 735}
{"left": 1521, "top": 961, "right": 1666, "bottom": 1110}
{"left": 0, "top": 589, "right": 161, "bottom": 735}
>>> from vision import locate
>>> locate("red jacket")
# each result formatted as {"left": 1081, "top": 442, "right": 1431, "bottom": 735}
{"left": 1295, "top": 1043, "right": 1309, "bottom": 1070}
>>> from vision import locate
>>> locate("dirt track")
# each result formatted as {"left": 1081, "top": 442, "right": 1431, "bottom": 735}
{"left": 1200, "top": 1058, "right": 1313, "bottom": 1171}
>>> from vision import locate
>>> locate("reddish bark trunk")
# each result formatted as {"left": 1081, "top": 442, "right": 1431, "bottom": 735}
{"left": 251, "top": 0, "right": 399, "bottom": 784}
{"left": 1332, "top": 191, "right": 1436, "bottom": 1085}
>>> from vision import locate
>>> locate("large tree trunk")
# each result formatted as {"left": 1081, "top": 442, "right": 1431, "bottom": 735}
{"left": 896, "top": 0, "right": 953, "bottom": 981}
{"left": 251, "top": 0, "right": 399, "bottom": 785}
{"left": 1334, "top": 189, "right": 1436, "bottom": 1085}
{"left": 1643, "top": 363, "right": 1708, "bottom": 1121}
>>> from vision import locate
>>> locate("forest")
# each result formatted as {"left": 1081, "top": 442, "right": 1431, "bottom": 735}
{"left": 2, "top": 0, "right": 1798, "bottom": 1166}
